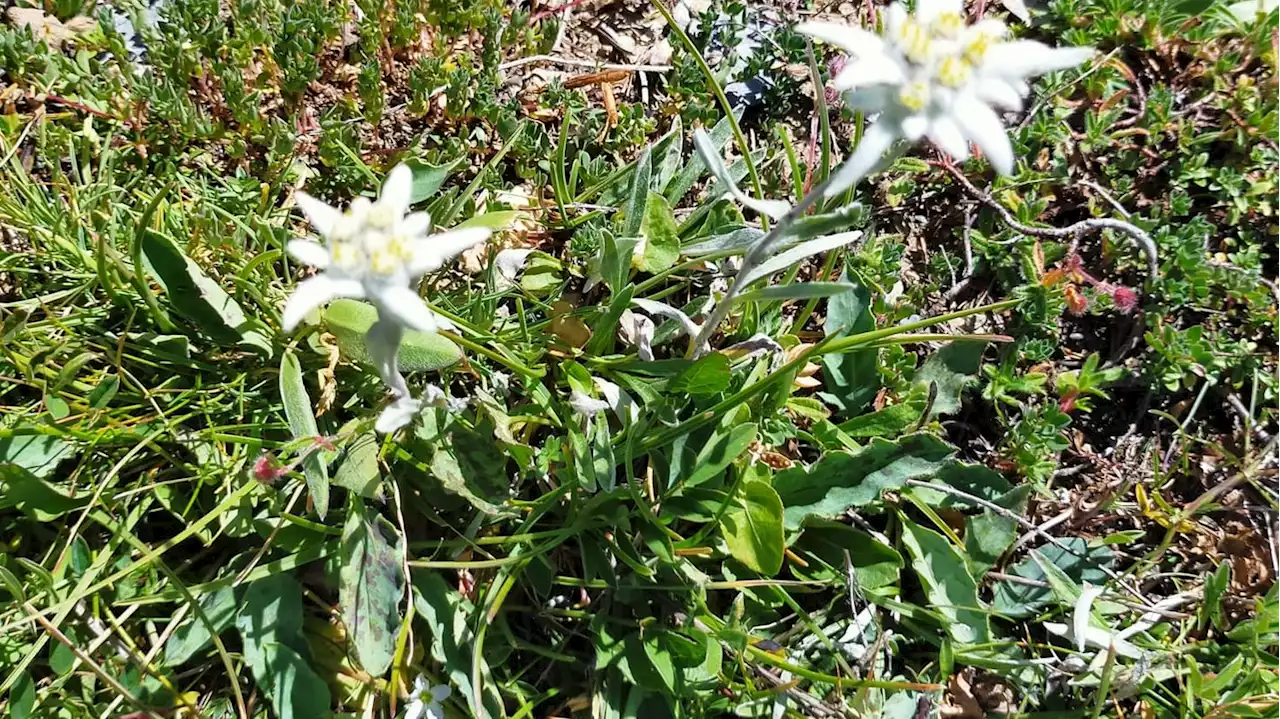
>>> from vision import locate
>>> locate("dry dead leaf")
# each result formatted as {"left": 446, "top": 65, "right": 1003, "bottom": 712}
{"left": 549, "top": 300, "right": 592, "bottom": 348}
{"left": 7, "top": 8, "right": 97, "bottom": 50}
{"left": 943, "top": 670, "right": 985, "bottom": 718}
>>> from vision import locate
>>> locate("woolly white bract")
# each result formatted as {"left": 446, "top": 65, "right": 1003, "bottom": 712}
{"left": 282, "top": 163, "right": 490, "bottom": 333}
{"left": 799, "top": 0, "right": 1093, "bottom": 195}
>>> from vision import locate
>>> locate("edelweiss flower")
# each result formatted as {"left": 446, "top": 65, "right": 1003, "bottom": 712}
{"left": 282, "top": 163, "right": 490, "bottom": 332}
{"left": 404, "top": 675, "right": 450, "bottom": 719}
{"left": 799, "top": 0, "right": 1093, "bottom": 195}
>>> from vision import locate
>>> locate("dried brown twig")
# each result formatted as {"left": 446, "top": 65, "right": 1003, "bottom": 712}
{"left": 934, "top": 162, "right": 1159, "bottom": 281}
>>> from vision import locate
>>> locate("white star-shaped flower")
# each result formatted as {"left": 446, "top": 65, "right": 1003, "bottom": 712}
{"left": 282, "top": 163, "right": 491, "bottom": 332}
{"left": 404, "top": 676, "right": 451, "bottom": 719}
{"left": 799, "top": 0, "right": 1093, "bottom": 195}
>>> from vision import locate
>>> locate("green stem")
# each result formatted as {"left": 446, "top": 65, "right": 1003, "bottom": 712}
{"left": 438, "top": 329, "right": 544, "bottom": 379}
{"left": 645, "top": 298, "right": 1019, "bottom": 452}
{"left": 651, "top": 0, "right": 768, "bottom": 232}
{"left": 790, "top": 247, "right": 841, "bottom": 332}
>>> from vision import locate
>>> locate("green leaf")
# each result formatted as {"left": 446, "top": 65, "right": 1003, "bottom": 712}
{"left": 163, "top": 587, "right": 237, "bottom": 666}
{"left": 636, "top": 192, "right": 680, "bottom": 273}
{"left": 820, "top": 278, "right": 878, "bottom": 416}
{"left": 236, "top": 574, "right": 329, "bottom": 719}
{"left": 339, "top": 504, "right": 404, "bottom": 677}
{"left": 0, "top": 466, "right": 87, "bottom": 520}
{"left": 0, "top": 433, "right": 74, "bottom": 479}
{"left": 258, "top": 643, "right": 333, "bottom": 719}
{"left": 735, "top": 282, "right": 857, "bottom": 305}
{"left": 900, "top": 517, "right": 991, "bottom": 645}
{"left": 45, "top": 396, "right": 69, "bottom": 420}
{"left": 790, "top": 519, "right": 902, "bottom": 590}
{"left": 991, "top": 538, "right": 1115, "bottom": 618}
{"left": 774, "top": 434, "right": 954, "bottom": 530}
{"left": 913, "top": 462, "right": 1012, "bottom": 507}
{"left": 457, "top": 210, "right": 520, "bottom": 232}
{"left": 963, "top": 484, "right": 1031, "bottom": 574}
{"left": 519, "top": 253, "right": 564, "bottom": 295}
{"left": 720, "top": 481, "right": 784, "bottom": 574}
{"left": 592, "top": 414, "right": 616, "bottom": 492}
{"left": 9, "top": 672, "right": 34, "bottom": 719}
{"left": 621, "top": 148, "right": 652, "bottom": 238}
{"left": 684, "top": 422, "right": 757, "bottom": 489}
{"left": 140, "top": 229, "right": 270, "bottom": 352}
{"left": 785, "top": 203, "right": 866, "bottom": 241}
{"left": 332, "top": 432, "right": 381, "bottom": 498}
{"left": 837, "top": 397, "right": 925, "bottom": 438}
{"left": 87, "top": 375, "right": 120, "bottom": 409}
{"left": 323, "top": 299, "right": 462, "bottom": 372}
{"left": 668, "top": 353, "right": 731, "bottom": 396}
{"left": 1203, "top": 562, "right": 1231, "bottom": 631}
{"left": 627, "top": 632, "right": 676, "bottom": 693}
{"left": 428, "top": 426, "right": 514, "bottom": 516}
{"left": 412, "top": 572, "right": 504, "bottom": 717}
{"left": 236, "top": 574, "right": 308, "bottom": 663}
{"left": 914, "top": 343, "right": 986, "bottom": 417}
{"left": 405, "top": 158, "right": 461, "bottom": 203}
{"left": 666, "top": 112, "right": 736, "bottom": 205}
{"left": 280, "top": 351, "right": 329, "bottom": 520}
{"left": 50, "top": 628, "right": 76, "bottom": 675}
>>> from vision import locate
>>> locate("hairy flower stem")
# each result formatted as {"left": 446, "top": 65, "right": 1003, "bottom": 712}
{"left": 686, "top": 173, "right": 841, "bottom": 358}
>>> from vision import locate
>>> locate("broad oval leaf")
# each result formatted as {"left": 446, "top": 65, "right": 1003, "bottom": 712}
{"left": 720, "top": 481, "right": 784, "bottom": 575}
{"left": 790, "top": 518, "right": 902, "bottom": 589}
{"left": 668, "top": 353, "right": 731, "bottom": 396}
{"left": 900, "top": 517, "right": 991, "bottom": 645}
{"left": 684, "top": 422, "right": 757, "bottom": 489}
{"left": 636, "top": 192, "right": 680, "bottom": 273}
{"left": 405, "top": 158, "right": 461, "bottom": 203}
{"left": 457, "top": 210, "right": 520, "bottom": 231}
{"left": 163, "top": 587, "right": 238, "bottom": 666}
{"left": 323, "top": 299, "right": 461, "bottom": 372}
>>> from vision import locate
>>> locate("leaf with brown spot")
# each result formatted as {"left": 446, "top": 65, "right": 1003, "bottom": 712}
{"left": 339, "top": 504, "right": 404, "bottom": 677}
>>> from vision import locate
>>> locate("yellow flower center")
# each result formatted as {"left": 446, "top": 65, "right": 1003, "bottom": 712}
{"left": 932, "top": 12, "right": 966, "bottom": 38}
{"left": 367, "top": 235, "right": 412, "bottom": 276}
{"left": 897, "top": 19, "right": 932, "bottom": 63}
{"left": 898, "top": 81, "right": 930, "bottom": 111}
{"left": 964, "top": 33, "right": 992, "bottom": 66}
{"left": 330, "top": 240, "right": 360, "bottom": 270}
{"left": 937, "top": 55, "right": 972, "bottom": 88}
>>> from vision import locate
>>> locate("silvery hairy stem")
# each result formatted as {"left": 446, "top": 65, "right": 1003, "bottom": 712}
{"left": 687, "top": 172, "right": 842, "bottom": 358}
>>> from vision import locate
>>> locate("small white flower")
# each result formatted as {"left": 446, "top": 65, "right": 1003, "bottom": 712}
{"left": 405, "top": 676, "right": 450, "bottom": 719}
{"left": 799, "top": 0, "right": 1093, "bottom": 195}
{"left": 282, "top": 163, "right": 491, "bottom": 332}
{"left": 376, "top": 395, "right": 423, "bottom": 434}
